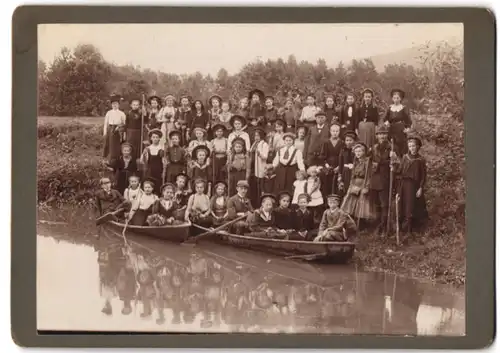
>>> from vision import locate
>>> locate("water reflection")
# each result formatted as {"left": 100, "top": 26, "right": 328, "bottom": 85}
{"left": 37, "top": 212, "right": 465, "bottom": 335}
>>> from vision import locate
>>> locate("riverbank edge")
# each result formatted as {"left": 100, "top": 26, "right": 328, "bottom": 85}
{"left": 36, "top": 116, "right": 465, "bottom": 286}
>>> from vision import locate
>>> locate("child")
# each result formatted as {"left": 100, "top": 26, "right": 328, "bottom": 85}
{"left": 320, "top": 123, "right": 344, "bottom": 197}
{"left": 304, "top": 111, "right": 330, "bottom": 167}
{"left": 227, "top": 115, "right": 251, "bottom": 154}
{"left": 341, "top": 142, "right": 376, "bottom": 227}
{"left": 272, "top": 132, "right": 306, "bottom": 196}
{"left": 247, "top": 194, "right": 279, "bottom": 236}
{"left": 371, "top": 125, "right": 399, "bottom": 235}
{"left": 185, "top": 178, "right": 211, "bottom": 227}
{"left": 226, "top": 180, "right": 254, "bottom": 234}
{"left": 158, "top": 94, "right": 177, "bottom": 147}
{"left": 188, "top": 100, "right": 210, "bottom": 141}
{"left": 279, "top": 97, "right": 299, "bottom": 132}
{"left": 106, "top": 142, "right": 139, "bottom": 195}
{"left": 274, "top": 191, "right": 294, "bottom": 232}
{"left": 292, "top": 193, "right": 317, "bottom": 241}
{"left": 164, "top": 130, "right": 187, "bottom": 184}
{"left": 219, "top": 101, "right": 233, "bottom": 134}
{"left": 176, "top": 95, "right": 193, "bottom": 147}
{"left": 127, "top": 177, "right": 159, "bottom": 226}
{"left": 294, "top": 125, "right": 308, "bottom": 154}
{"left": 125, "top": 97, "right": 144, "bottom": 160}
{"left": 245, "top": 115, "right": 260, "bottom": 145}
{"left": 145, "top": 95, "right": 162, "bottom": 135}
{"left": 261, "top": 164, "right": 276, "bottom": 195}
{"left": 123, "top": 175, "right": 143, "bottom": 204}
{"left": 338, "top": 130, "right": 357, "bottom": 198}
{"left": 339, "top": 92, "right": 359, "bottom": 136}
{"left": 264, "top": 96, "right": 278, "bottom": 133}
{"left": 187, "top": 127, "right": 210, "bottom": 158}
{"left": 248, "top": 89, "right": 266, "bottom": 127}
{"left": 267, "top": 118, "right": 286, "bottom": 163}
{"left": 323, "top": 94, "right": 339, "bottom": 126}
{"left": 299, "top": 94, "right": 321, "bottom": 128}
{"left": 227, "top": 138, "right": 251, "bottom": 197}
{"left": 103, "top": 95, "right": 126, "bottom": 163}
{"left": 174, "top": 172, "right": 191, "bottom": 217}
{"left": 314, "top": 194, "right": 357, "bottom": 242}
{"left": 292, "top": 169, "right": 307, "bottom": 206}
{"left": 210, "top": 181, "right": 229, "bottom": 226}
{"left": 94, "top": 177, "right": 125, "bottom": 217}
{"left": 358, "top": 88, "right": 379, "bottom": 149}
{"left": 394, "top": 135, "right": 428, "bottom": 235}
{"left": 147, "top": 183, "right": 179, "bottom": 226}
{"left": 209, "top": 123, "right": 229, "bottom": 184}
{"left": 236, "top": 97, "right": 250, "bottom": 120}
{"left": 140, "top": 129, "right": 165, "bottom": 195}
{"left": 384, "top": 88, "right": 412, "bottom": 155}
{"left": 188, "top": 145, "right": 211, "bottom": 194}
{"left": 305, "top": 166, "right": 324, "bottom": 219}
{"left": 207, "top": 94, "right": 223, "bottom": 134}
{"left": 249, "top": 128, "right": 269, "bottom": 207}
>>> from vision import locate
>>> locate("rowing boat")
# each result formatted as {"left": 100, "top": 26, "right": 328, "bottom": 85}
{"left": 106, "top": 220, "right": 192, "bottom": 243}
{"left": 192, "top": 225, "right": 355, "bottom": 263}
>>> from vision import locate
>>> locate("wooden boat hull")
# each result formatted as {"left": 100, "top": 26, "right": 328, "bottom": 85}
{"left": 192, "top": 225, "right": 355, "bottom": 263}
{"left": 106, "top": 220, "right": 192, "bottom": 243}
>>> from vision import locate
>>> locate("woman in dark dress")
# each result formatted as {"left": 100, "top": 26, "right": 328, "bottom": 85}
{"left": 339, "top": 92, "right": 359, "bottom": 136}
{"left": 247, "top": 89, "right": 266, "bottom": 127}
{"left": 323, "top": 94, "right": 339, "bottom": 126}
{"left": 164, "top": 130, "right": 187, "bottom": 184}
{"left": 176, "top": 94, "right": 194, "bottom": 147}
{"left": 140, "top": 129, "right": 166, "bottom": 195}
{"left": 338, "top": 131, "right": 357, "bottom": 199}
{"left": 384, "top": 88, "right": 412, "bottom": 155}
{"left": 125, "top": 98, "right": 144, "bottom": 160}
{"left": 358, "top": 89, "right": 379, "bottom": 149}
{"left": 107, "top": 142, "right": 139, "bottom": 195}
{"left": 188, "top": 100, "right": 210, "bottom": 141}
{"left": 320, "top": 123, "right": 344, "bottom": 198}
{"left": 210, "top": 181, "right": 229, "bottom": 226}
{"left": 145, "top": 95, "right": 162, "bottom": 144}
{"left": 395, "top": 135, "right": 428, "bottom": 235}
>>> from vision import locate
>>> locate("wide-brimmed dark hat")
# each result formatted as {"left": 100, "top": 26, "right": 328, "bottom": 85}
{"left": 278, "top": 191, "right": 292, "bottom": 200}
{"left": 231, "top": 137, "right": 246, "bottom": 148}
{"left": 407, "top": 134, "right": 423, "bottom": 147}
{"left": 148, "top": 95, "right": 162, "bottom": 105}
{"left": 192, "top": 145, "right": 211, "bottom": 160}
{"left": 343, "top": 130, "right": 357, "bottom": 140}
{"left": 148, "top": 128, "right": 163, "bottom": 138}
{"left": 160, "top": 182, "right": 176, "bottom": 194}
{"left": 213, "top": 181, "right": 228, "bottom": 190}
{"left": 253, "top": 127, "right": 266, "bottom": 139}
{"left": 179, "top": 94, "right": 193, "bottom": 103}
{"left": 143, "top": 176, "right": 157, "bottom": 187}
{"left": 260, "top": 193, "right": 276, "bottom": 204}
{"left": 248, "top": 89, "right": 265, "bottom": 101}
{"left": 208, "top": 94, "right": 222, "bottom": 108}
{"left": 315, "top": 110, "right": 327, "bottom": 118}
{"left": 390, "top": 88, "right": 405, "bottom": 99}
{"left": 282, "top": 132, "right": 296, "bottom": 140}
{"left": 211, "top": 123, "right": 227, "bottom": 133}
{"left": 296, "top": 124, "right": 309, "bottom": 134}
{"left": 175, "top": 172, "right": 189, "bottom": 182}
{"left": 110, "top": 94, "right": 122, "bottom": 103}
{"left": 192, "top": 127, "right": 208, "bottom": 137}
{"left": 353, "top": 142, "right": 368, "bottom": 151}
{"left": 168, "top": 129, "right": 182, "bottom": 139}
{"left": 375, "top": 125, "right": 389, "bottom": 135}
{"left": 230, "top": 115, "right": 247, "bottom": 127}
{"left": 129, "top": 96, "right": 141, "bottom": 103}
{"left": 362, "top": 88, "right": 375, "bottom": 96}
{"left": 274, "top": 118, "right": 286, "bottom": 127}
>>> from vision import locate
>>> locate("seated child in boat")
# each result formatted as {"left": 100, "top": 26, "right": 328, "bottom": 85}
{"left": 274, "top": 191, "right": 295, "bottom": 233}
{"left": 314, "top": 194, "right": 357, "bottom": 242}
{"left": 290, "top": 193, "right": 318, "bottom": 241}
{"left": 127, "top": 177, "right": 159, "bottom": 226}
{"left": 94, "top": 177, "right": 126, "bottom": 218}
{"left": 185, "top": 178, "right": 211, "bottom": 227}
{"left": 174, "top": 172, "right": 191, "bottom": 219}
{"left": 147, "top": 182, "right": 183, "bottom": 226}
{"left": 226, "top": 180, "right": 253, "bottom": 235}
{"left": 123, "top": 174, "right": 143, "bottom": 204}
{"left": 305, "top": 166, "right": 324, "bottom": 221}
{"left": 210, "top": 181, "right": 229, "bottom": 226}
{"left": 247, "top": 194, "right": 282, "bottom": 238}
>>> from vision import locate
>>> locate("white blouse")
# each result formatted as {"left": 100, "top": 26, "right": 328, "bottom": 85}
{"left": 103, "top": 109, "right": 126, "bottom": 135}
{"left": 227, "top": 131, "right": 251, "bottom": 152}
{"left": 272, "top": 145, "right": 305, "bottom": 171}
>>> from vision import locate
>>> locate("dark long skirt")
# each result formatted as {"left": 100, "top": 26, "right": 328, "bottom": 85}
{"left": 166, "top": 163, "right": 185, "bottom": 184}
{"left": 248, "top": 176, "right": 263, "bottom": 208}
{"left": 212, "top": 155, "right": 228, "bottom": 184}
{"left": 358, "top": 121, "right": 376, "bottom": 149}
{"left": 274, "top": 164, "right": 298, "bottom": 196}
{"left": 103, "top": 127, "right": 122, "bottom": 162}
{"left": 114, "top": 170, "right": 134, "bottom": 195}
{"left": 228, "top": 170, "right": 247, "bottom": 197}
{"left": 126, "top": 128, "right": 142, "bottom": 160}
{"left": 398, "top": 179, "right": 429, "bottom": 232}
{"left": 146, "top": 160, "right": 164, "bottom": 196}
{"left": 321, "top": 170, "right": 339, "bottom": 202}
{"left": 389, "top": 122, "right": 408, "bottom": 155}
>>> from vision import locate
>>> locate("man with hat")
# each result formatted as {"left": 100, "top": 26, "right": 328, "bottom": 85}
{"left": 103, "top": 94, "right": 126, "bottom": 163}
{"left": 314, "top": 194, "right": 357, "bottom": 242}
{"left": 226, "top": 180, "right": 254, "bottom": 235}
{"left": 371, "top": 125, "right": 399, "bottom": 235}
{"left": 303, "top": 110, "right": 330, "bottom": 167}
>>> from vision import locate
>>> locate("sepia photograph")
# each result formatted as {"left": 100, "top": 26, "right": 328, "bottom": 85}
{"left": 36, "top": 23, "right": 465, "bottom": 335}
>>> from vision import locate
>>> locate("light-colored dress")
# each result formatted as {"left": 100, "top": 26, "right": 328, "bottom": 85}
{"left": 294, "top": 138, "right": 306, "bottom": 154}
{"left": 159, "top": 106, "right": 177, "bottom": 147}
{"left": 292, "top": 179, "right": 307, "bottom": 205}
{"left": 305, "top": 177, "right": 324, "bottom": 207}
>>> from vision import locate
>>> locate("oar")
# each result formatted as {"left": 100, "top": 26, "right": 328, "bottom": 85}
{"left": 183, "top": 215, "right": 247, "bottom": 244}
{"left": 285, "top": 253, "right": 328, "bottom": 261}
{"left": 95, "top": 208, "right": 125, "bottom": 226}
{"left": 121, "top": 218, "right": 131, "bottom": 247}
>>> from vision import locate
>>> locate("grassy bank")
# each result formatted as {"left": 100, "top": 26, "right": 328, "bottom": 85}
{"left": 37, "top": 115, "right": 465, "bottom": 285}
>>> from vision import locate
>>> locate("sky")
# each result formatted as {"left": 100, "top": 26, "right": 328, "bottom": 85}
{"left": 38, "top": 23, "right": 463, "bottom": 76}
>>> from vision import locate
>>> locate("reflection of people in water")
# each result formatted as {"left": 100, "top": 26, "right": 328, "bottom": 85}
{"left": 385, "top": 276, "right": 424, "bottom": 335}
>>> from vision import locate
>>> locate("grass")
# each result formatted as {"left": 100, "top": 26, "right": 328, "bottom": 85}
{"left": 36, "top": 114, "right": 466, "bottom": 285}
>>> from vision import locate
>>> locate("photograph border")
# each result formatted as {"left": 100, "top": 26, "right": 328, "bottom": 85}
{"left": 12, "top": 5, "right": 495, "bottom": 349}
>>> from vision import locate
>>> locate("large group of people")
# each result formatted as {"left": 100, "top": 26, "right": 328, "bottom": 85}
{"left": 95, "top": 87, "right": 428, "bottom": 240}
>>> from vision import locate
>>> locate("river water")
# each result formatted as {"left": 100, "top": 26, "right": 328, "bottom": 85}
{"left": 36, "top": 207, "right": 465, "bottom": 335}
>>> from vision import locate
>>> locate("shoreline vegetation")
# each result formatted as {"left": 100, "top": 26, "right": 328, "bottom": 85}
{"left": 37, "top": 114, "right": 465, "bottom": 286}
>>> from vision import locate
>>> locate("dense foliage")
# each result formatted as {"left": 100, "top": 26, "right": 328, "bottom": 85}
{"left": 38, "top": 42, "right": 463, "bottom": 120}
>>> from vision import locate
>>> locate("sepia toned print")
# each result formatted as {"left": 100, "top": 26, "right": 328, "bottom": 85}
{"left": 37, "top": 23, "right": 465, "bottom": 335}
